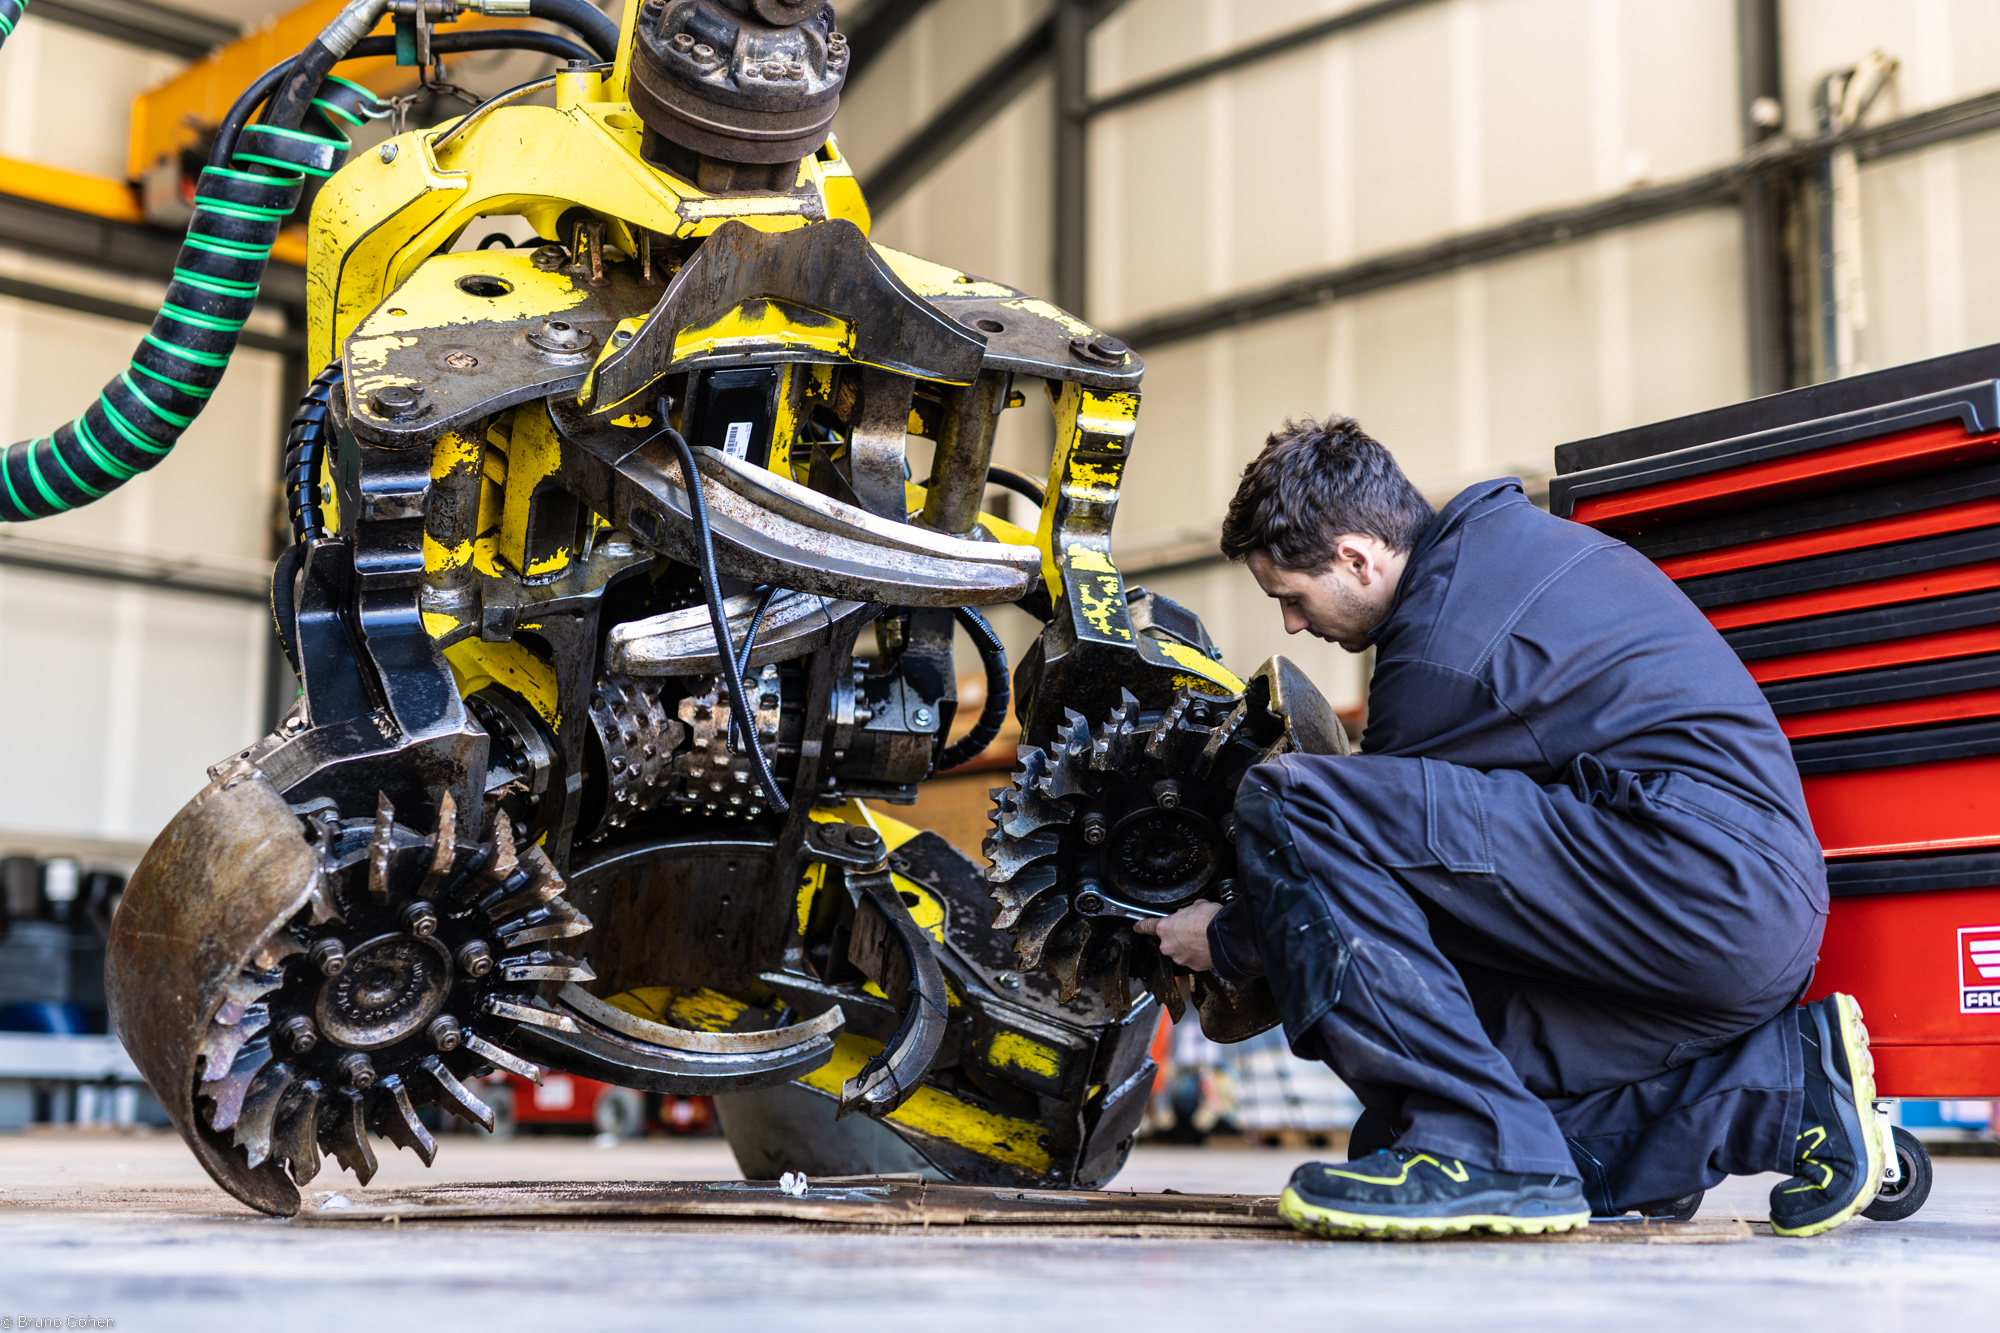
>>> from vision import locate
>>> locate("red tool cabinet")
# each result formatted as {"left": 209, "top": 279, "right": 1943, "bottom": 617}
{"left": 1552, "top": 345, "right": 2000, "bottom": 1102}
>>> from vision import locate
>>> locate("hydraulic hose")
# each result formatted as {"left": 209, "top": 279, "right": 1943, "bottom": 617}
{"left": 0, "top": 0, "right": 27, "bottom": 54}
{"left": 654, "top": 400, "right": 790, "bottom": 815}
{"left": 938, "top": 606, "right": 1008, "bottom": 772}
{"left": 526, "top": 0, "right": 618, "bottom": 61}
{"left": 0, "top": 0, "right": 393, "bottom": 524}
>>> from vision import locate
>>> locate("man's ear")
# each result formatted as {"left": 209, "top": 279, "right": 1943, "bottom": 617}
{"left": 1332, "top": 535, "right": 1374, "bottom": 582}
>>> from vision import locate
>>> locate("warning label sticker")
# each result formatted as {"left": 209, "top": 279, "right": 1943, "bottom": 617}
{"left": 1963, "top": 926, "right": 2000, "bottom": 1014}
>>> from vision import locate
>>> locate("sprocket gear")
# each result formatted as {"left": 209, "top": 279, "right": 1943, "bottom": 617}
{"left": 984, "top": 660, "right": 1348, "bottom": 1029}
{"left": 192, "top": 794, "right": 591, "bottom": 1188}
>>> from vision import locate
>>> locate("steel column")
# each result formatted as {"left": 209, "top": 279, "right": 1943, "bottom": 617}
{"left": 1053, "top": 0, "right": 1090, "bottom": 317}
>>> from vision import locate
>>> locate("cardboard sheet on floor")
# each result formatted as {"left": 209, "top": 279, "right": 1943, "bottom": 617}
{"left": 296, "top": 1176, "right": 1751, "bottom": 1242}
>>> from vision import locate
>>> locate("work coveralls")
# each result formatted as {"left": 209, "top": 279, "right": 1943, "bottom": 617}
{"left": 1207, "top": 480, "right": 1827, "bottom": 1210}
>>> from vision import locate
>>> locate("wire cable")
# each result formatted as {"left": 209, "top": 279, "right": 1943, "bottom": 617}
{"left": 652, "top": 399, "right": 789, "bottom": 815}
{"left": 938, "top": 606, "right": 1008, "bottom": 772}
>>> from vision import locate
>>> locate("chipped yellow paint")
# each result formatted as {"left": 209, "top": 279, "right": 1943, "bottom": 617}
{"left": 424, "top": 532, "right": 474, "bottom": 578}
{"left": 1073, "top": 573, "right": 1132, "bottom": 642}
{"left": 768, "top": 363, "right": 804, "bottom": 481}
{"left": 431, "top": 428, "right": 481, "bottom": 480}
{"left": 1065, "top": 543, "right": 1117, "bottom": 575}
{"left": 988, "top": 1031, "right": 1062, "bottom": 1080}
{"left": 978, "top": 511, "right": 1036, "bottom": 547}
{"left": 442, "top": 638, "right": 560, "bottom": 727}
{"left": 422, "top": 610, "right": 461, "bottom": 639}
{"left": 611, "top": 413, "right": 653, "bottom": 429}
{"left": 869, "top": 244, "right": 1015, "bottom": 299}
{"left": 795, "top": 861, "right": 825, "bottom": 937}
{"left": 798, "top": 1034, "right": 1054, "bottom": 1173}
{"left": 1158, "top": 643, "right": 1244, "bottom": 694}
{"left": 673, "top": 298, "right": 854, "bottom": 363}
{"left": 345, "top": 331, "right": 419, "bottom": 376}
{"left": 819, "top": 134, "right": 871, "bottom": 234}
{"left": 1066, "top": 459, "right": 1122, "bottom": 492}
{"left": 500, "top": 403, "right": 569, "bottom": 577}
{"left": 606, "top": 986, "right": 749, "bottom": 1032}
{"left": 1004, "top": 296, "right": 1095, "bottom": 338}
{"left": 366, "top": 251, "right": 587, "bottom": 332}
{"left": 1078, "top": 390, "right": 1141, "bottom": 430}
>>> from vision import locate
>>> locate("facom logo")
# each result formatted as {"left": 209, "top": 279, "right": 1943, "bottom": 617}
{"left": 1963, "top": 926, "right": 2000, "bottom": 1015}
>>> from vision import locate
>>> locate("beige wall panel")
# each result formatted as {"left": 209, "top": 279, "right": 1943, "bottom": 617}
{"left": 127, "top": 593, "right": 265, "bottom": 831}
{"left": 1479, "top": 0, "right": 1593, "bottom": 222}
{"left": 0, "top": 19, "right": 183, "bottom": 175}
{"left": 1345, "top": 274, "right": 1460, "bottom": 480}
{"left": 1857, "top": 131, "right": 2000, "bottom": 371}
{"left": 1089, "top": 0, "right": 1208, "bottom": 95}
{"left": 0, "top": 573, "right": 119, "bottom": 840}
{"left": 1949, "top": 133, "right": 2000, "bottom": 352}
{"left": 1622, "top": 208, "right": 1748, "bottom": 429}
{"left": 1089, "top": 88, "right": 1205, "bottom": 327}
{"left": 1351, "top": 3, "right": 1455, "bottom": 257}
{"left": 1481, "top": 241, "right": 1598, "bottom": 467}
{"left": 1219, "top": 43, "right": 1339, "bottom": 298}
{"left": 1113, "top": 334, "right": 1219, "bottom": 547}
{"left": 1620, "top": 0, "right": 1738, "bottom": 182}
{"left": 1781, "top": 0, "right": 2000, "bottom": 127}
{"left": 1221, "top": 305, "right": 1335, "bottom": 489}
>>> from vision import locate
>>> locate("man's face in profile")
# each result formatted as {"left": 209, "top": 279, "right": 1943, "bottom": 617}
{"left": 1246, "top": 537, "right": 1403, "bottom": 652}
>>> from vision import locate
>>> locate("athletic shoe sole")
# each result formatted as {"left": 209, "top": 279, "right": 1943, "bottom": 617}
{"left": 1278, "top": 1186, "right": 1590, "bottom": 1240}
{"left": 1771, "top": 992, "right": 1885, "bottom": 1238}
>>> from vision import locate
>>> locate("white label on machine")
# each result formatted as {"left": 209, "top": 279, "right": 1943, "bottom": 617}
{"left": 723, "top": 421, "right": 754, "bottom": 459}
{"left": 1962, "top": 925, "right": 2000, "bottom": 1013}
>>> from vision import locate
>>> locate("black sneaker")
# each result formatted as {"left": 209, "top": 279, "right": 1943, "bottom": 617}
{"left": 1279, "top": 1149, "right": 1589, "bottom": 1239}
{"left": 1769, "top": 992, "right": 1884, "bottom": 1237}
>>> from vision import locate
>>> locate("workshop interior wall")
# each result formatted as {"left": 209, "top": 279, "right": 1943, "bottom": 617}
{"left": 0, "top": 25, "right": 281, "bottom": 859}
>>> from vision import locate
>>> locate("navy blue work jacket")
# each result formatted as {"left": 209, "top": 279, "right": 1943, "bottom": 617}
{"left": 1357, "top": 479, "right": 1814, "bottom": 842}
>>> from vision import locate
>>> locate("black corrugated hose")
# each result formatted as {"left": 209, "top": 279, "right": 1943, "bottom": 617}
{"left": 0, "top": 0, "right": 395, "bottom": 522}
{"left": 939, "top": 607, "right": 1008, "bottom": 772}
{"left": 654, "top": 400, "right": 791, "bottom": 815}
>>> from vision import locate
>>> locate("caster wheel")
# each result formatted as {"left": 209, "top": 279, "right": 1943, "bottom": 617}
{"left": 1862, "top": 1125, "right": 1933, "bottom": 1221}
{"left": 593, "top": 1086, "right": 645, "bottom": 1139}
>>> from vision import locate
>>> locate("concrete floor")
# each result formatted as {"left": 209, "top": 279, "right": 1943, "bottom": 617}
{"left": 1, "top": 1130, "right": 1995, "bottom": 1331}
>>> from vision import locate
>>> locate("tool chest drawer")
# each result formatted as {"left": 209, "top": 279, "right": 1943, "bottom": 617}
{"left": 1554, "top": 344, "right": 2000, "bottom": 1097}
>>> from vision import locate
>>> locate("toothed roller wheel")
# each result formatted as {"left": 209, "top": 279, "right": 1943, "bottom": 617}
{"left": 984, "top": 687, "right": 1282, "bottom": 1012}
{"left": 189, "top": 792, "right": 595, "bottom": 1189}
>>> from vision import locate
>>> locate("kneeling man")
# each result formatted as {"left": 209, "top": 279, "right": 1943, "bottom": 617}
{"left": 1139, "top": 418, "right": 1882, "bottom": 1239}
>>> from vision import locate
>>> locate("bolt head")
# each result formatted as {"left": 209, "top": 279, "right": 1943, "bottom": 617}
{"left": 279, "top": 1015, "right": 318, "bottom": 1053}
{"left": 996, "top": 971, "right": 1021, "bottom": 990}
{"left": 379, "top": 142, "right": 398, "bottom": 164}
{"left": 337, "top": 1052, "right": 376, "bottom": 1089}
{"left": 844, "top": 825, "right": 883, "bottom": 851}
{"left": 402, "top": 900, "right": 439, "bottom": 938}
{"left": 428, "top": 1015, "right": 463, "bottom": 1052}
{"left": 1075, "top": 890, "right": 1104, "bottom": 914}
{"left": 1153, "top": 778, "right": 1182, "bottom": 810}
{"left": 911, "top": 707, "right": 934, "bottom": 729}
{"left": 309, "top": 938, "right": 347, "bottom": 976}
{"left": 456, "top": 939, "right": 493, "bottom": 978}
{"left": 371, "top": 384, "right": 425, "bottom": 420}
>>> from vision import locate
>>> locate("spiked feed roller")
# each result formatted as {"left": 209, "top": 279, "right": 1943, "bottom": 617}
{"left": 986, "top": 660, "right": 1350, "bottom": 1034}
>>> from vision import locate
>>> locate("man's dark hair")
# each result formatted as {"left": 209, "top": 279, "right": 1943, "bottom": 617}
{"left": 1219, "top": 416, "right": 1435, "bottom": 567}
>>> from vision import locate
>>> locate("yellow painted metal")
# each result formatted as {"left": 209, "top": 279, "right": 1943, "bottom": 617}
{"left": 673, "top": 298, "right": 855, "bottom": 363}
{"left": 0, "top": 156, "right": 142, "bottom": 224}
{"left": 818, "top": 136, "right": 869, "bottom": 234}
{"left": 441, "top": 637, "right": 561, "bottom": 728}
{"left": 987, "top": 1030, "right": 1063, "bottom": 1080}
{"left": 605, "top": 986, "right": 749, "bottom": 1032}
{"left": 498, "top": 403, "right": 571, "bottom": 578}
{"left": 309, "top": 100, "right": 839, "bottom": 370}
{"left": 799, "top": 1033, "right": 1054, "bottom": 1174}
{"left": 1039, "top": 381, "right": 1140, "bottom": 632}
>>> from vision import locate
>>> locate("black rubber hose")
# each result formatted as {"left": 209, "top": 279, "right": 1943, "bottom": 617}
{"left": 654, "top": 401, "right": 790, "bottom": 815}
{"left": 210, "top": 31, "right": 596, "bottom": 171}
{"left": 0, "top": 0, "right": 389, "bottom": 524}
{"left": 0, "top": 0, "right": 28, "bottom": 55}
{"left": 283, "top": 362, "right": 343, "bottom": 542}
{"left": 985, "top": 465, "right": 1046, "bottom": 511}
{"left": 938, "top": 606, "right": 1008, "bottom": 772}
{"left": 528, "top": 0, "right": 619, "bottom": 61}
{"left": 271, "top": 540, "right": 304, "bottom": 674}
{"left": 728, "top": 584, "right": 780, "bottom": 752}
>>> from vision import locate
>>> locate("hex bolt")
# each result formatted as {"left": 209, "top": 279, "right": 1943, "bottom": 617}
{"left": 455, "top": 939, "right": 494, "bottom": 978}
{"left": 1081, "top": 811, "right": 1109, "bottom": 845}
{"left": 337, "top": 1053, "right": 376, "bottom": 1089}
{"left": 428, "top": 1015, "right": 463, "bottom": 1052}
{"left": 1216, "top": 877, "right": 1239, "bottom": 904}
{"left": 1074, "top": 888, "right": 1105, "bottom": 915}
{"left": 996, "top": 971, "right": 1021, "bottom": 991}
{"left": 378, "top": 142, "right": 398, "bottom": 164}
{"left": 278, "top": 1015, "right": 318, "bottom": 1054}
{"left": 308, "top": 938, "right": 347, "bottom": 977}
{"left": 401, "top": 899, "right": 440, "bottom": 938}
{"left": 1222, "top": 813, "right": 1239, "bottom": 843}
{"left": 910, "top": 706, "right": 935, "bottom": 729}
{"left": 845, "top": 825, "right": 884, "bottom": 854}
{"left": 1153, "top": 779, "right": 1182, "bottom": 810}
{"left": 371, "top": 383, "right": 424, "bottom": 419}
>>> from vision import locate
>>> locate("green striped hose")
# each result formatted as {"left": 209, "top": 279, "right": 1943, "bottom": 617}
{"left": 0, "top": 9, "right": 386, "bottom": 521}
{"left": 0, "top": 0, "right": 24, "bottom": 46}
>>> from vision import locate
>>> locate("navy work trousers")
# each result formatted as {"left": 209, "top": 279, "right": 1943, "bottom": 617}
{"left": 1228, "top": 753, "right": 1826, "bottom": 1210}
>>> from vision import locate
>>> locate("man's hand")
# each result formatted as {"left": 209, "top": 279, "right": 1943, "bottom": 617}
{"left": 1133, "top": 900, "right": 1223, "bottom": 973}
